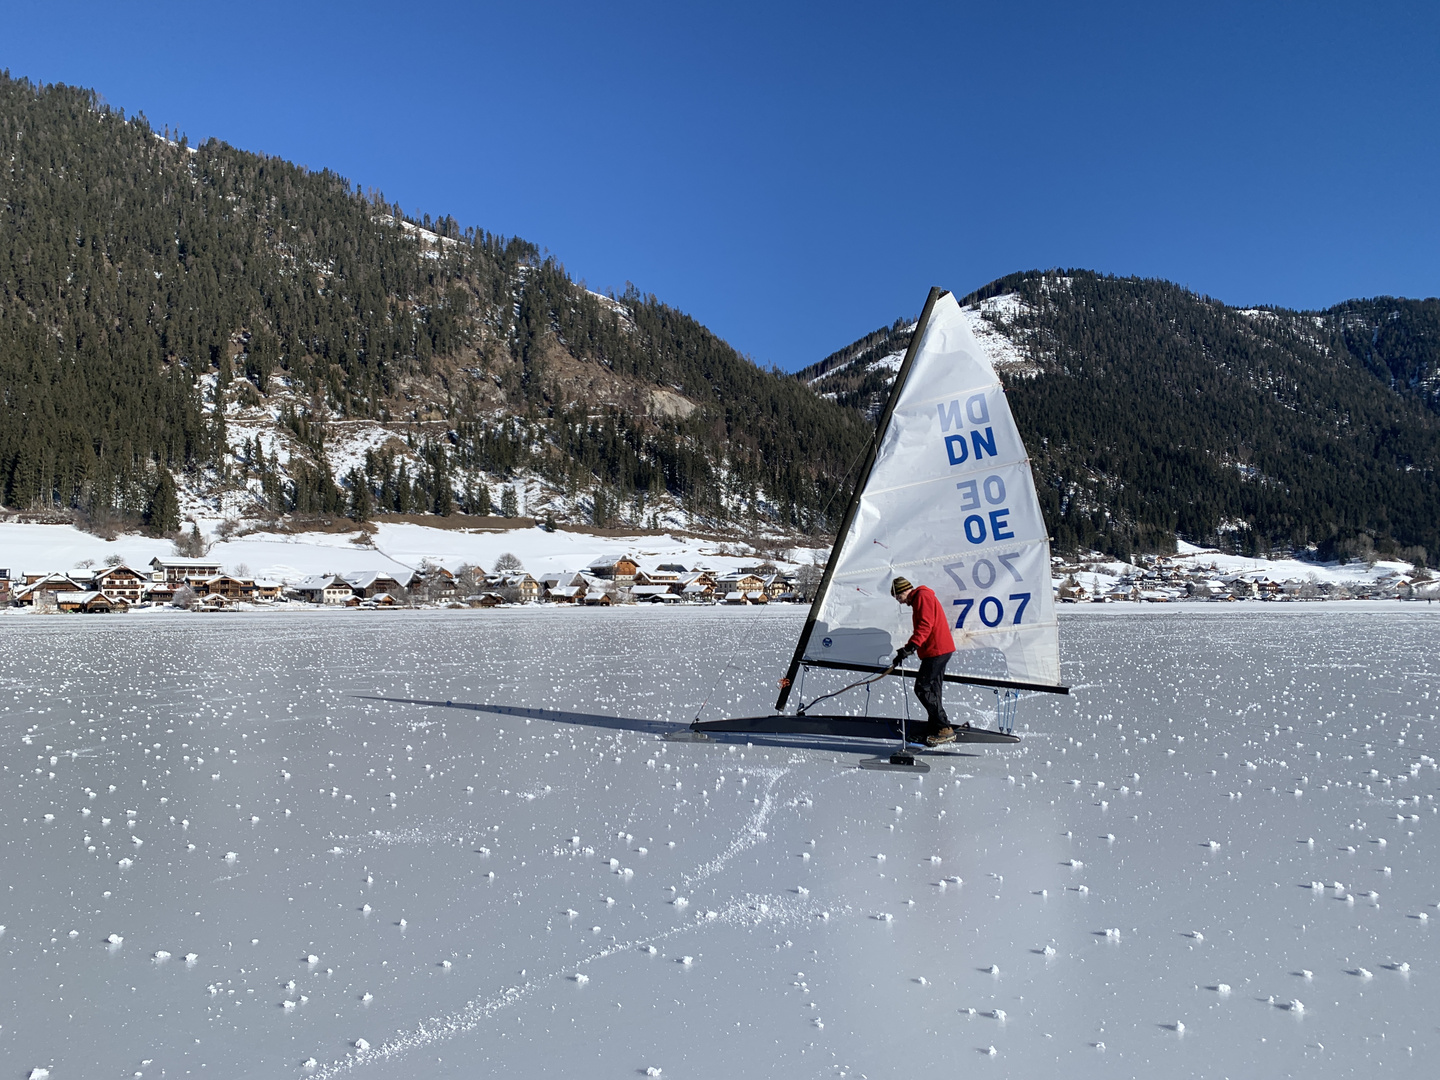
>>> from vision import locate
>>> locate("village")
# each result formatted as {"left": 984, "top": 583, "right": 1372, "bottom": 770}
{"left": 0, "top": 543, "right": 1434, "bottom": 615}
{"left": 0, "top": 553, "right": 810, "bottom": 613}
{"left": 1052, "top": 550, "right": 1437, "bottom": 602}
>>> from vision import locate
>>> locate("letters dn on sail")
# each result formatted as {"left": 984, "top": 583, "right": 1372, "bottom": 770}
{"left": 939, "top": 393, "right": 997, "bottom": 467}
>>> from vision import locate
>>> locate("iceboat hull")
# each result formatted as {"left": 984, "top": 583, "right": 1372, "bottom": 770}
{"left": 677, "top": 714, "right": 1020, "bottom": 744}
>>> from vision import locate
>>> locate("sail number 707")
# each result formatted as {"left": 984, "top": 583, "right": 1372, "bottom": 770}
{"left": 943, "top": 555, "right": 1031, "bottom": 628}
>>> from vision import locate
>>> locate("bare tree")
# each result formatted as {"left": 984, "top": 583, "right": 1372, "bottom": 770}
{"left": 492, "top": 552, "right": 525, "bottom": 574}
{"left": 795, "top": 551, "right": 828, "bottom": 602}
{"left": 172, "top": 585, "right": 196, "bottom": 610}
{"left": 104, "top": 553, "right": 124, "bottom": 567}
{"left": 174, "top": 523, "right": 207, "bottom": 557}
{"left": 413, "top": 559, "right": 456, "bottom": 604}
{"left": 454, "top": 564, "right": 482, "bottom": 596}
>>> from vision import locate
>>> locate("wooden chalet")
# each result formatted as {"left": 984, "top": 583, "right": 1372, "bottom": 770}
{"left": 587, "top": 556, "right": 639, "bottom": 587}
{"left": 632, "top": 584, "right": 682, "bottom": 602}
{"left": 145, "top": 581, "right": 180, "bottom": 604}
{"left": 252, "top": 579, "right": 285, "bottom": 601}
{"left": 291, "top": 575, "right": 354, "bottom": 605}
{"left": 92, "top": 564, "right": 147, "bottom": 604}
{"left": 538, "top": 573, "right": 582, "bottom": 600}
{"left": 717, "top": 573, "right": 769, "bottom": 601}
{"left": 14, "top": 573, "right": 85, "bottom": 605}
{"left": 55, "top": 590, "right": 128, "bottom": 614}
{"left": 419, "top": 566, "right": 459, "bottom": 598}
{"left": 488, "top": 572, "right": 540, "bottom": 603}
{"left": 192, "top": 574, "right": 256, "bottom": 600}
{"left": 149, "top": 556, "right": 223, "bottom": 583}
{"left": 341, "top": 570, "right": 413, "bottom": 598}
{"left": 764, "top": 575, "right": 794, "bottom": 600}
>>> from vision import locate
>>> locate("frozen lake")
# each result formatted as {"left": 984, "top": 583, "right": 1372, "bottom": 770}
{"left": 2, "top": 604, "right": 1437, "bottom": 1079}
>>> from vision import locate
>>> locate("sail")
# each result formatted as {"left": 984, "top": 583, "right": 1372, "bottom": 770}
{"left": 786, "top": 289, "right": 1063, "bottom": 697}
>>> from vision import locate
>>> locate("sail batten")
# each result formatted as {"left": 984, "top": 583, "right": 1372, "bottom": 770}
{"left": 780, "top": 288, "right": 1065, "bottom": 708}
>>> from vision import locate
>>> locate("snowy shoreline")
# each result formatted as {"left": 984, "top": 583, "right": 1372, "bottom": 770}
{"left": 1055, "top": 597, "right": 1440, "bottom": 616}
{"left": 3, "top": 596, "right": 1437, "bottom": 622}
{"left": 4, "top": 520, "right": 1433, "bottom": 616}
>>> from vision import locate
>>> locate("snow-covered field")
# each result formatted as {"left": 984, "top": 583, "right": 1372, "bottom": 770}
{"left": 2, "top": 605, "right": 1437, "bottom": 1078}
{"left": 0, "top": 521, "right": 816, "bottom": 585}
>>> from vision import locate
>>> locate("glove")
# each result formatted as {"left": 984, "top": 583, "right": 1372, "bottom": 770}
{"left": 894, "top": 643, "right": 916, "bottom": 664}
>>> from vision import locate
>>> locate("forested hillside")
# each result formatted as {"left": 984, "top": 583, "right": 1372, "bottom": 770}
{"left": 0, "top": 74, "right": 868, "bottom": 535}
{"left": 6, "top": 74, "right": 1437, "bottom": 562}
{"left": 800, "top": 272, "right": 1440, "bottom": 564}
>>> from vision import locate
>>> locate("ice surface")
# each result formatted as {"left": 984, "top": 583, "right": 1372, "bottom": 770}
{"left": 0, "top": 605, "right": 1437, "bottom": 1077}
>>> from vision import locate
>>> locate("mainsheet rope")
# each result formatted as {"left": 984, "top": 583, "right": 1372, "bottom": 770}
{"left": 796, "top": 662, "right": 897, "bottom": 716}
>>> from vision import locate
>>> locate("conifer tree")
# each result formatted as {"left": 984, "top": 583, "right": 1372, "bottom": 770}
{"left": 347, "top": 468, "right": 371, "bottom": 522}
{"left": 145, "top": 469, "right": 182, "bottom": 535}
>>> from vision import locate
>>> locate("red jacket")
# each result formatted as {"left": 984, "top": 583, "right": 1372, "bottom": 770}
{"left": 906, "top": 585, "right": 956, "bottom": 658}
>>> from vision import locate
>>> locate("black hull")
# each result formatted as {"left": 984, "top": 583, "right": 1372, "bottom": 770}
{"left": 685, "top": 714, "right": 1021, "bottom": 745}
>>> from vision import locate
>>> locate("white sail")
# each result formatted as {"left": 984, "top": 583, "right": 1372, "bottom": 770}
{"left": 798, "top": 290, "right": 1061, "bottom": 690}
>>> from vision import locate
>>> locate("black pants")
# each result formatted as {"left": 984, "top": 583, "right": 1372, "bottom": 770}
{"left": 913, "top": 652, "right": 952, "bottom": 735}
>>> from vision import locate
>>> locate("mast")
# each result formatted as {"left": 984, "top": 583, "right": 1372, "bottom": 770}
{"left": 775, "top": 286, "right": 946, "bottom": 711}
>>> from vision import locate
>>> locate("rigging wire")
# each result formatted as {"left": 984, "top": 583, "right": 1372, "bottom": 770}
{"left": 813, "top": 427, "right": 879, "bottom": 533}
{"left": 691, "top": 627, "right": 751, "bottom": 725}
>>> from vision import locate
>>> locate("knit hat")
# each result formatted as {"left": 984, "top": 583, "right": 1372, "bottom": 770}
{"left": 890, "top": 576, "right": 913, "bottom": 597}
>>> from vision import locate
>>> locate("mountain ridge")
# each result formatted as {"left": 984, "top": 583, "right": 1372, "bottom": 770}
{"left": 2, "top": 73, "right": 1436, "bottom": 565}
{"left": 798, "top": 272, "right": 1440, "bottom": 563}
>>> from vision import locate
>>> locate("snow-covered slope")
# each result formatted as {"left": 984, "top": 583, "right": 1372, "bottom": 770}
{"left": 0, "top": 520, "right": 818, "bottom": 585}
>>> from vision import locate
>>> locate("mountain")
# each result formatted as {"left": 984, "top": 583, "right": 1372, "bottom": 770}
{"left": 0, "top": 74, "right": 869, "bottom": 537}
{"left": 6, "top": 74, "right": 1437, "bottom": 565}
{"left": 799, "top": 272, "right": 1440, "bottom": 565}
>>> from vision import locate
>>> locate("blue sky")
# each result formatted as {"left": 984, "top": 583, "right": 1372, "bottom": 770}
{"left": 5, "top": 1, "right": 1437, "bottom": 370}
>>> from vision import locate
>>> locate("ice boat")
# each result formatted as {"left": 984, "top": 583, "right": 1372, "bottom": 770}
{"left": 675, "top": 288, "right": 1068, "bottom": 765}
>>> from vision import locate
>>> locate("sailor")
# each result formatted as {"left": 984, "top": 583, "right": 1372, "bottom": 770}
{"left": 890, "top": 576, "right": 962, "bottom": 746}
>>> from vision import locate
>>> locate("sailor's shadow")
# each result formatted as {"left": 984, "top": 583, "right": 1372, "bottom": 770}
{"left": 354, "top": 696, "right": 977, "bottom": 756}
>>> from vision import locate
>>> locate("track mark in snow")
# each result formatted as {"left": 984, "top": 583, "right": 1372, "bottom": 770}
{"left": 680, "top": 766, "right": 790, "bottom": 888}
{"left": 304, "top": 891, "right": 831, "bottom": 1078}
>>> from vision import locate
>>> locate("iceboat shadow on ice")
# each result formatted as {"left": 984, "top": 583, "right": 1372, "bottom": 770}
{"left": 356, "top": 695, "right": 677, "bottom": 735}
{"left": 353, "top": 696, "right": 981, "bottom": 758}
